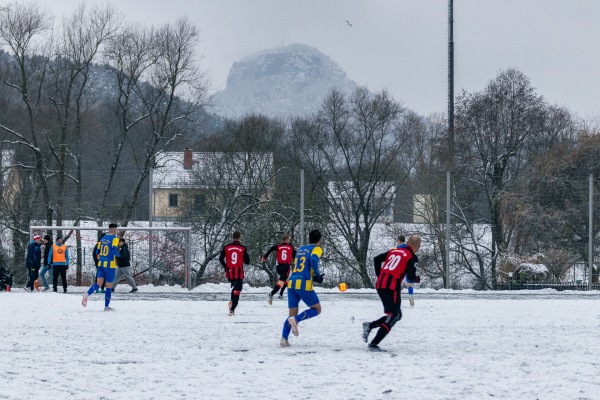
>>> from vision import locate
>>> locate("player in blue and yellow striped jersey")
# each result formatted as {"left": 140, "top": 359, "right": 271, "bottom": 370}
{"left": 82, "top": 223, "right": 121, "bottom": 311}
{"left": 280, "top": 229, "right": 325, "bottom": 347}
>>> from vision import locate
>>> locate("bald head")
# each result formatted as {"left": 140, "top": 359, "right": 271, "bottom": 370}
{"left": 407, "top": 235, "right": 421, "bottom": 252}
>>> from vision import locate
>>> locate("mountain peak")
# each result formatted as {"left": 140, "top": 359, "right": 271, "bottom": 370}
{"left": 214, "top": 43, "right": 358, "bottom": 119}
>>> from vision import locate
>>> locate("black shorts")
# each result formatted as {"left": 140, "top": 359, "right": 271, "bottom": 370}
{"left": 275, "top": 264, "right": 291, "bottom": 281}
{"left": 229, "top": 279, "right": 243, "bottom": 292}
{"left": 377, "top": 288, "right": 401, "bottom": 315}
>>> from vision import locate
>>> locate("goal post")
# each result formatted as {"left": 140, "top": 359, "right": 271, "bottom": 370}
{"left": 29, "top": 226, "right": 193, "bottom": 290}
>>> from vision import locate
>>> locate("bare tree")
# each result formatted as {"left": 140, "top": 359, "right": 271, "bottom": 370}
{"left": 288, "top": 87, "right": 414, "bottom": 287}
{"left": 455, "top": 69, "right": 547, "bottom": 287}
{"left": 100, "top": 22, "right": 156, "bottom": 222}
{"left": 0, "top": 2, "right": 53, "bottom": 225}
{"left": 121, "top": 17, "right": 209, "bottom": 225}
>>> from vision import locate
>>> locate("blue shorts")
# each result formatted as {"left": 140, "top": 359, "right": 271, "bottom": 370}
{"left": 287, "top": 287, "right": 320, "bottom": 308}
{"left": 96, "top": 267, "right": 116, "bottom": 283}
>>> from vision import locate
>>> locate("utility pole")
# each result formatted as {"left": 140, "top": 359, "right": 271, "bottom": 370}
{"left": 445, "top": 0, "right": 455, "bottom": 289}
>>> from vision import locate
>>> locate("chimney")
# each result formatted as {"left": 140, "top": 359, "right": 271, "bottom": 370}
{"left": 183, "top": 148, "right": 193, "bottom": 170}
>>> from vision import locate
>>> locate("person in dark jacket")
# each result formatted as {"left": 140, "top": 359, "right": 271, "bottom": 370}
{"left": 113, "top": 238, "right": 138, "bottom": 293}
{"left": 25, "top": 234, "right": 42, "bottom": 291}
{"left": 39, "top": 235, "right": 53, "bottom": 291}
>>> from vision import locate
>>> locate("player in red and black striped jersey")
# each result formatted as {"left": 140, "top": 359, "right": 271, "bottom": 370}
{"left": 219, "top": 230, "right": 250, "bottom": 315}
{"left": 262, "top": 234, "right": 296, "bottom": 304}
{"left": 363, "top": 234, "right": 421, "bottom": 351}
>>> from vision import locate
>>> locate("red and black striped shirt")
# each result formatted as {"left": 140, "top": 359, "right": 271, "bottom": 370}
{"left": 374, "top": 245, "right": 418, "bottom": 291}
{"left": 219, "top": 241, "right": 250, "bottom": 280}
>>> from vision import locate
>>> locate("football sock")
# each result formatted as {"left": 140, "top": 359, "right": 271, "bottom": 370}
{"left": 370, "top": 323, "right": 391, "bottom": 346}
{"left": 408, "top": 286, "right": 414, "bottom": 295}
{"left": 87, "top": 283, "right": 99, "bottom": 296}
{"left": 270, "top": 284, "right": 281, "bottom": 296}
{"left": 296, "top": 308, "right": 318, "bottom": 322}
{"left": 279, "top": 286, "right": 286, "bottom": 296}
{"left": 282, "top": 318, "right": 292, "bottom": 340}
{"left": 232, "top": 290, "right": 240, "bottom": 311}
{"left": 104, "top": 288, "right": 112, "bottom": 307}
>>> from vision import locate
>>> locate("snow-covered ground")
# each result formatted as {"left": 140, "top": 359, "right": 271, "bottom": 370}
{"left": 2, "top": 287, "right": 600, "bottom": 400}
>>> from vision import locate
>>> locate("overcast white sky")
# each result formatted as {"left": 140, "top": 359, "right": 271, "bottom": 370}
{"left": 38, "top": 0, "right": 600, "bottom": 118}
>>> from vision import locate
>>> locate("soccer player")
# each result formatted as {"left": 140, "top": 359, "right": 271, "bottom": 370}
{"left": 396, "top": 235, "right": 415, "bottom": 307}
{"left": 219, "top": 230, "right": 250, "bottom": 316}
{"left": 280, "top": 229, "right": 325, "bottom": 347}
{"left": 82, "top": 223, "right": 121, "bottom": 311}
{"left": 363, "top": 234, "right": 421, "bottom": 351}
{"left": 262, "top": 233, "right": 296, "bottom": 304}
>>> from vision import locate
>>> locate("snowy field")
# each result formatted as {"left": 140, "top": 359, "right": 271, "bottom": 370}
{"left": 2, "top": 287, "right": 600, "bottom": 400}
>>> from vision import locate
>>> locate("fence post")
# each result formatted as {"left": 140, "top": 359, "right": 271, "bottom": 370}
{"left": 149, "top": 168, "right": 153, "bottom": 285}
{"left": 589, "top": 174, "right": 593, "bottom": 290}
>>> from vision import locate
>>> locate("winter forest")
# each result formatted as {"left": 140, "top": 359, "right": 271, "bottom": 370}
{"left": 1, "top": 2, "right": 599, "bottom": 290}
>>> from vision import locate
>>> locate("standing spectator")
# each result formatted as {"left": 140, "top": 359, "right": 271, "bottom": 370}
{"left": 25, "top": 235, "right": 42, "bottom": 292}
{"left": 363, "top": 234, "right": 421, "bottom": 351}
{"left": 49, "top": 235, "right": 70, "bottom": 293}
{"left": 280, "top": 229, "right": 325, "bottom": 347}
{"left": 82, "top": 223, "right": 121, "bottom": 311}
{"left": 39, "top": 235, "right": 53, "bottom": 291}
{"left": 113, "top": 238, "right": 138, "bottom": 293}
{"left": 92, "top": 233, "right": 107, "bottom": 293}
{"left": 262, "top": 233, "right": 296, "bottom": 304}
{"left": 219, "top": 230, "right": 250, "bottom": 316}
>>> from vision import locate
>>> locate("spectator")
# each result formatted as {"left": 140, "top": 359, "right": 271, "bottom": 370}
{"left": 49, "top": 235, "right": 70, "bottom": 293}
{"left": 113, "top": 238, "right": 138, "bottom": 293}
{"left": 39, "top": 235, "right": 53, "bottom": 291}
{"left": 25, "top": 235, "right": 42, "bottom": 292}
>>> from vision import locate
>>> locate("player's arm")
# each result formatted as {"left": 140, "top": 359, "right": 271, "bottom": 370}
{"left": 262, "top": 245, "right": 277, "bottom": 262}
{"left": 310, "top": 247, "right": 323, "bottom": 281}
{"left": 112, "top": 237, "right": 121, "bottom": 258}
{"left": 404, "top": 256, "right": 420, "bottom": 283}
{"left": 373, "top": 251, "right": 388, "bottom": 276}
{"left": 219, "top": 246, "right": 226, "bottom": 268}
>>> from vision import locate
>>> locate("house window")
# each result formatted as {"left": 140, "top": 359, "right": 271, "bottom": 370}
{"left": 168, "top": 193, "right": 179, "bottom": 208}
{"left": 193, "top": 194, "right": 205, "bottom": 213}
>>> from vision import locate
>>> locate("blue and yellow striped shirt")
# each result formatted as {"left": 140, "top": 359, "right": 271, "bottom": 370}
{"left": 288, "top": 243, "right": 322, "bottom": 291}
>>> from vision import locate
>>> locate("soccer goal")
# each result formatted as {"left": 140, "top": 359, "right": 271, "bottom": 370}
{"left": 29, "top": 225, "right": 193, "bottom": 290}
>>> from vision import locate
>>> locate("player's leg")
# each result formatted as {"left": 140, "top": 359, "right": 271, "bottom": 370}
{"left": 103, "top": 268, "right": 115, "bottom": 310}
{"left": 269, "top": 265, "right": 286, "bottom": 301}
{"left": 231, "top": 279, "right": 242, "bottom": 313}
{"left": 278, "top": 265, "right": 290, "bottom": 297}
{"left": 369, "top": 290, "right": 402, "bottom": 349}
{"left": 282, "top": 287, "right": 300, "bottom": 344}
{"left": 83, "top": 270, "right": 104, "bottom": 308}
{"left": 406, "top": 279, "right": 414, "bottom": 306}
{"left": 287, "top": 290, "right": 320, "bottom": 337}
